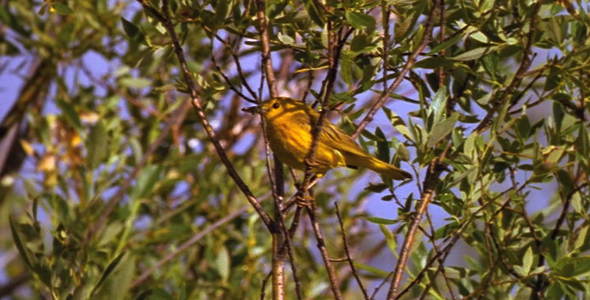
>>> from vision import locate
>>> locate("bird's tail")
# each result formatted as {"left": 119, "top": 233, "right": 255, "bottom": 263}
{"left": 364, "top": 156, "right": 412, "bottom": 180}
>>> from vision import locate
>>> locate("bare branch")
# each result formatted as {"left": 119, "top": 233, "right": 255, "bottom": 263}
{"left": 473, "top": 0, "right": 542, "bottom": 134}
{"left": 135, "top": 0, "right": 274, "bottom": 230}
{"left": 131, "top": 206, "right": 248, "bottom": 287}
{"left": 307, "top": 199, "right": 344, "bottom": 299}
{"left": 334, "top": 202, "right": 369, "bottom": 300}
{"left": 352, "top": 0, "right": 438, "bottom": 139}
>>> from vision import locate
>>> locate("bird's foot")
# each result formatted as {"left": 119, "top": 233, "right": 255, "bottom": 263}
{"left": 295, "top": 193, "right": 313, "bottom": 207}
{"left": 304, "top": 158, "right": 320, "bottom": 168}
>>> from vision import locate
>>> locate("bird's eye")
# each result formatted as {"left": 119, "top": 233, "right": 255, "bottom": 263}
{"left": 272, "top": 102, "right": 280, "bottom": 109}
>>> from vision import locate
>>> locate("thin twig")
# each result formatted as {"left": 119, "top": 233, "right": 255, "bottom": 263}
{"left": 289, "top": 22, "right": 345, "bottom": 297}
{"left": 136, "top": 0, "right": 274, "bottom": 230}
{"left": 371, "top": 272, "right": 393, "bottom": 300}
{"left": 473, "top": 0, "right": 542, "bottom": 134}
{"left": 0, "top": 273, "right": 30, "bottom": 298}
{"left": 530, "top": 181, "right": 589, "bottom": 298}
{"left": 352, "top": 0, "right": 439, "bottom": 139}
{"left": 253, "top": 1, "right": 291, "bottom": 299}
{"left": 287, "top": 206, "right": 303, "bottom": 239}
{"left": 260, "top": 271, "right": 273, "bottom": 300}
{"left": 255, "top": 0, "right": 279, "bottom": 98}
{"left": 382, "top": 0, "right": 390, "bottom": 93}
{"left": 334, "top": 202, "right": 369, "bottom": 300}
{"left": 204, "top": 26, "right": 258, "bottom": 102}
{"left": 131, "top": 206, "right": 248, "bottom": 287}
{"left": 89, "top": 100, "right": 192, "bottom": 241}
{"left": 382, "top": 2, "right": 441, "bottom": 298}
{"left": 306, "top": 198, "right": 344, "bottom": 299}
{"left": 422, "top": 211, "right": 457, "bottom": 300}
{"left": 395, "top": 233, "right": 461, "bottom": 299}
{"left": 387, "top": 144, "right": 450, "bottom": 299}
{"left": 438, "top": 0, "right": 447, "bottom": 90}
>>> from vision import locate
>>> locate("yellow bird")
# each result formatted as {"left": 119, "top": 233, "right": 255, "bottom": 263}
{"left": 244, "top": 97, "right": 411, "bottom": 180}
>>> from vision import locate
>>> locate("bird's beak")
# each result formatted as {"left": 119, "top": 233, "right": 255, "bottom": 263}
{"left": 242, "top": 106, "right": 261, "bottom": 114}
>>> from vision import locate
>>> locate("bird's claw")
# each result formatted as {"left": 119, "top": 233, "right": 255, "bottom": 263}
{"left": 304, "top": 158, "right": 319, "bottom": 168}
{"left": 295, "top": 193, "right": 313, "bottom": 207}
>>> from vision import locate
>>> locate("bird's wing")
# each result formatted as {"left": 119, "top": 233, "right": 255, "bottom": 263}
{"left": 317, "top": 119, "right": 369, "bottom": 158}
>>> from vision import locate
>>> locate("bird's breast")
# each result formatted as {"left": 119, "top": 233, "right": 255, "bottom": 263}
{"left": 266, "top": 117, "right": 311, "bottom": 169}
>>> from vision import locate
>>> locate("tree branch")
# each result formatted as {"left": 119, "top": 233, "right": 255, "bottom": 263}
{"left": 473, "top": 0, "right": 542, "bottom": 134}
{"left": 131, "top": 206, "right": 248, "bottom": 287}
{"left": 135, "top": 0, "right": 274, "bottom": 230}
{"left": 352, "top": 0, "right": 438, "bottom": 139}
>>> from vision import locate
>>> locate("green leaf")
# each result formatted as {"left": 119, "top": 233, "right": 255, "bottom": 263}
{"left": 304, "top": 0, "right": 324, "bottom": 27}
{"left": 404, "top": 193, "right": 414, "bottom": 212}
{"left": 341, "top": 58, "right": 354, "bottom": 85}
{"left": 0, "top": 5, "right": 28, "bottom": 36}
{"left": 53, "top": 3, "right": 73, "bottom": 15}
{"left": 363, "top": 216, "right": 397, "bottom": 225}
{"left": 576, "top": 124, "right": 589, "bottom": 157}
{"left": 568, "top": 257, "right": 590, "bottom": 278}
{"left": 350, "top": 34, "right": 368, "bottom": 52}
{"left": 121, "top": 17, "right": 146, "bottom": 44}
{"left": 355, "top": 263, "right": 389, "bottom": 277}
{"left": 91, "top": 252, "right": 128, "bottom": 297}
{"left": 395, "top": 143, "right": 410, "bottom": 162}
{"left": 216, "top": 246, "right": 231, "bottom": 282}
{"left": 375, "top": 127, "right": 390, "bottom": 163}
{"left": 515, "top": 116, "right": 531, "bottom": 138}
{"left": 430, "top": 86, "right": 448, "bottom": 125}
{"left": 119, "top": 77, "right": 152, "bottom": 88}
{"left": 452, "top": 46, "right": 498, "bottom": 61}
{"left": 130, "top": 165, "right": 162, "bottom": 200}
{"left": 214, "top": 0, "right": 229, "bottom": 21}
{"left": 427, "top": 112, "right": 459, "bottom": 147}
{"left": 9, "top": 218, "right": 35, "bottom": 270}
{"left": 574, "top": 225, "right": 589, "bottom": 251}
{"left": 434, "top": 221, "right": 459, "bottom": 239}
{"left": 414, "top": 57, "right": 454, "bottom": 69}
{"left": 365, "top": 183, "right": 388, "bottom": 193}
{"left": 379, "top": 225, "right": 397, "bottom": 254}
{"left": 277, "top": 32, "right": 294, "bottom": 45}
{"left": 522, "top": 246, "right": 533, "bottom": 274}
{"left": 86, "top": 121, "right": 108, "bottom": 169}
{"left": 384, "top": 108, "right": 412, "bottom": 140}
{"left": 138, "top": 288, "right": 174, "bottom": 300}
{"left": 546, "top": 281, "right": 567, "bottom": 299}
{"left": 545, "top": 66, "right": 562, "bottom": 91}
{"left": 57, "top": 100, "right": 83, "bottom": 131}
{"left": 393, "top": 6, "right": 420, "bottom": 41}
{"left": 345, "top": 11, "right": 376, "bottom": 30}
{"left": 429, "top": 33, "right": 463, "bottom": 54}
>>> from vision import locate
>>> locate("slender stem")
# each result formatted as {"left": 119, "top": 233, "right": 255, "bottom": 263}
{"left": 334, "top": 202, "right": 369, "bottom": 300}
{"left": 297, "top": 20, "right": 347, "bottom": 300}
{"left": 131, "top": 206, "right": 248, "bottom": 287}
{"left": 136, "top": 0, "right": 273, "bottom": 230}
{"left": 256, "top": 0, "right": 279, "bottom": 99}
{"left": 91, "top": 101, "right": 192, "bottom": 241}
{"left": 381, "top": 0, "right": 389, "bottom": 92}
{"left": 253, "top": 1, "right": 290, "bottom": 299}
{"left": 271, "top": 234, "right": 285, "bottom": 300}
{"left": 307, "top": 201, "right": 344, "bottom": 299}
{"left": 352, "top": 0, "right": 438, "bottom": 139}
{"left": 473, "top": 0, "right": 542, "bottom": 134}
{"left": 386, "top": 143, "right": 449, "bottom": 299}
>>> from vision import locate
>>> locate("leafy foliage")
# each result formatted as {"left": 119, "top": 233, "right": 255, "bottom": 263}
{"left": 1, "top": 0, "right": 589, "bottom": 299}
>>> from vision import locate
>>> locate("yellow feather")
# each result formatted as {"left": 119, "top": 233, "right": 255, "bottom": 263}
{"left": 257, "top": 97, "right": 411, "bottom": 180}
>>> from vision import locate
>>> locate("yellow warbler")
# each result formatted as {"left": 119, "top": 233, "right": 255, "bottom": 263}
{"left": 244, "top": 97, "right": 411, "bottom": 180}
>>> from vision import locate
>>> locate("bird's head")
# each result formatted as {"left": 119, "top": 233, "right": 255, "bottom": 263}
{"left": 242, "top": 97, "right": 309, "bottom": 121}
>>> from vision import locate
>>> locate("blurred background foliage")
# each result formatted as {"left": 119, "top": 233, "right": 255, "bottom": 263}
{"left": 1, "top": 0, "right": 589, "bottom": 299}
